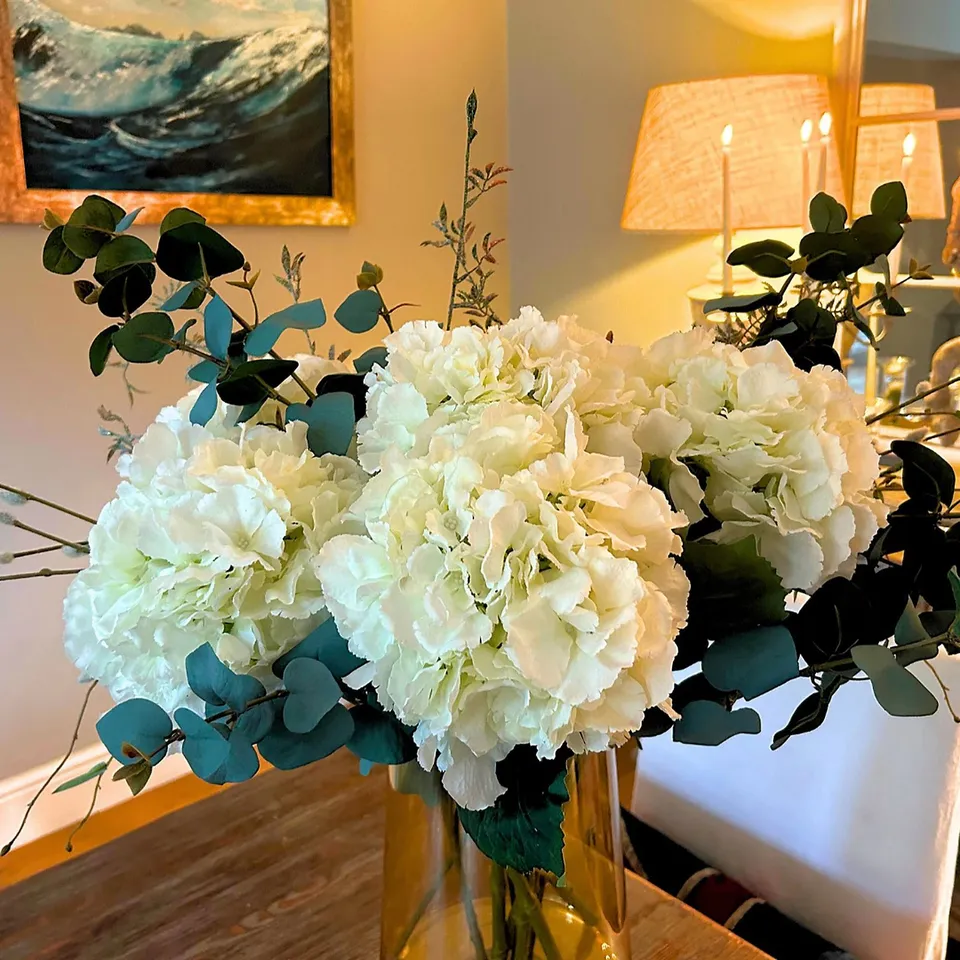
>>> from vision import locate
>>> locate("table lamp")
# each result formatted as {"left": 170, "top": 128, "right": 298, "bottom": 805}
{"left": 621, "top": 75, "right": 844, "bottom": 308}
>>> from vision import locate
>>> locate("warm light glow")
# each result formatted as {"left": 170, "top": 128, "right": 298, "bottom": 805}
{"left": 801, "top": 119, "right": 813, "bottom": 144}
{"left": 819, "top": 111, "right": 832, "bottom": 137}
{"left": 721, "top": 123, "right": 733, "bottom": 148}
{"left": 903, "top": 132, "right": 917, "bottom": 158}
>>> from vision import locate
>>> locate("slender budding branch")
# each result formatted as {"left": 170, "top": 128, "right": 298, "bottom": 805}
{"left": 0, "top": 516, "right": 88, "bottom": 552}
{"left": 447, "top": 101, "right": 476, "bottom": 331}
{"left": 0, "top": 568, "right": 83, "bottom": 582}
{"left": 925, "top": 661, "right": 960, "bottom": 723}
{"left": 0, "top": 483, "right": 96, "bottom": 525}
{"left": 65, "top": 760, "right": 111, "bottom": 854}
{"left": 6, "top": 544, "right": 66, "bottom": 561}
{"left": 866, "top": 373, "right": 960, "bottom": 425}
{"left": 2, "top": 681, "right": 98, "bottom": 856}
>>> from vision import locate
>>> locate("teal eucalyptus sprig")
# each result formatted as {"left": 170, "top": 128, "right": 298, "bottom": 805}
{"left": 422, "top": 90, "right": 511, "bottom": 330}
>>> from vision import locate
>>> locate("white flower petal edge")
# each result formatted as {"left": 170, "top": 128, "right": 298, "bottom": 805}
{"left": 318, "top": 312, "right": 689, "bottom": 810}
{"left": 64, "top": 363, "right": 366, "bottom": 713}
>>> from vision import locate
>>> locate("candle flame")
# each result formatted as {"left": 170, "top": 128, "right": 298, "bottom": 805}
{"left": 801, "top": 119, "right": 813, "bottom": 143}
{"left": 818, "top": 111, "right": 832, "bottom": 137}
{"left": 903, "top": 132, "right": 917, "bottom": 158}
{"left": 721, "top": 123, "right": 733, "bottom": 147}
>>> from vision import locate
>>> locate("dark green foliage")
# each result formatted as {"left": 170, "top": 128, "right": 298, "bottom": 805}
{"left": 771, "top": 673, "right": 846, "bottom": 751}
{"left": 346, "top": 704, "right": 417, "bottom": 764}
{"left": 673, "top": 700, "right": 762, "bottom": 746}
{"left": 335, "top": 289, "right": 382, "bottom": 333}
{"left": 188, "top": 360, "right": 219, "bottom": 383}
{"left": 96, "top": 699, "right": 173, "bottom": 766}
{"left": 63, "top": 196, "right": 121, "bottom": 259}
{"left": 892, "top": 439, "right": 956, "bottom": 508}
{"left": 112, "top": 312, "right": 174, "bottom": 363}
{"left": 285, "top": 392, "right": 356, "bottom": 457}
{"left": 156, "top": 221, "right": 244, "bottom": 281}
{"left": 354, "top": 346, "right": 388, "bottom": 374}
{"left": 95, "top": 236, "right": 155, "bottom": 279}
{"left": 704, "top": 291, "right": 782, "bottom": 314}
{"left": 702, "top": 626, "right": 799, "bottom": 700}
{"left": 89, "top": 325, "right": 118, "bottom": 375}
{"left": 160, "top": 207, "right": 206, "bottom": 234}
{"left": 281, "top": 658, "right": 341, "bottom": 734}
{"left": 160, "top": 280, "right": 201, "bottom": 312}
{"left": 216, "top": 358, "right": 298, "bottom": 405}
{"left": 185, "top": 642, "right": 266, "bottom": 711}
{"left": 726, "top": 239, "right": 796, "bottom": 278}
{"left": 871, "top": 181, "right": 909, "bottom": 222}
{"left": 42, "top": 227, "right": 84, "bottom": 275}
{"left": 458, "top": 747, "right": 569, "bottom": 875}
{"left": 272, "top": 617, "right": 365, "bottom": 680}
{"left": 809, "top": 192, "right": 847, "bottom": 233}
{"left": 258, "top": 703, "right": 355, "bottom": 770}
{"left": 96, "top": 264, "right": 155, "bottom": 318}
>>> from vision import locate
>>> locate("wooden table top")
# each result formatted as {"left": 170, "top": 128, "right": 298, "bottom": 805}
{"left": 0, "top": 752, "right": 767, "bottom": 959}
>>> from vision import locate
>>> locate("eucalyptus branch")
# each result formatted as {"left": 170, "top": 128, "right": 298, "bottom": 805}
{"left": 204, "top": 689, "right": 289, "bottom": 725}
{"left": 0, "top": 567, "right": 83, "bottom": 582}
{"left": 65, "top": 759, "right": 111, "bottom": 854}
{"left": 372, "top": 285, "right": 395, "bottom": 334}
{"left": 800, "top": 632, "right": 957, "bottom": 677}
{"left": 925, "top": 661, "right": 960, "bottom": 723}
{"left": 2, "top": 681, "right": 98, "bottom": 856}
{"left": 144, "top": 335, "right": 223, "bottom": 365}
{"left": 0, "top": 483, "right": 97, "bottom": 525}
{"left": 866, "top": 374, "right": 960, "bottom": 425}
{"left": 446, "top": 93, "right": 478, "bottom": 332}
{"left": 0, "top": 515, "right": 89, "bottom": 552}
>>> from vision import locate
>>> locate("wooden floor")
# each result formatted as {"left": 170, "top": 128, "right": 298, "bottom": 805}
{"left": 0, "top": 750, "right": 768, "bottom": 960}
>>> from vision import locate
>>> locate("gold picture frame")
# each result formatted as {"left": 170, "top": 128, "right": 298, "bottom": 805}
{"left": 0, "top": 0, "right": 355, "bottom": 226}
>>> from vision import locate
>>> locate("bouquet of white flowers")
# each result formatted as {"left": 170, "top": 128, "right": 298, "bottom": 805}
{"left": 5, "top": 94, "right": 959, "bottom": 960}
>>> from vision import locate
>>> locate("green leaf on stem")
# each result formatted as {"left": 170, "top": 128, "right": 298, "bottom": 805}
{"left": 115, "top": 207, "right": 144, "bottom": 233}
{"left": 160, "top": 280, "right": 201, "bottom": 312}
{"left": 112, "top": 312, "right": 174, "bottom": 363}
{"left": 727, "top": 239, "right": 795, "bottom": 278}
{"left": 353, "top": 346, "right": 388, "bottom": 375}
{"left": 216, "top": 358, "right": 298, "bottom": 405}
{"left": 244, "top": 298, "right": 326, "bottom": 356}
{"left": 273, "top": 617, "right": 365, "bottom": 680}
{"left": 186, "top": 642, "right": 266, "bottom": 711}
{"left": 190, "top": 380, "right": 218, "bottom": 427}
{"left": 203, "top": 295, "right": 233, "bottom": 359}
{"left": 95, "top": 235, "right": 155, "bottom": 279}
{"left": 159, "top": 207, "right": 206, "bottom": 234}
{"left": 771, "top": 673, "right": 845, "bottom": 750}
{"left": 346, "top": 704, "right": 417, "bottom": 764}
{"left": 96, "top": 264, "right": 155, "bottom": 318}
{"left": 851, "top": 645, "right": 939, "bottom": 717}
{"left": 871, "top": 181, "right": 909, "bottom": 222}
{"left": 53, "top": 761, "right": 110, "bottom": 794}
{"left": 156, "top": 221, "right": 244, "bottom": 281}
{"left": 285, "top": 392, "right": 356, "bottom": 457}
{"left": 281, "top": 658, "right": 341, "bottom": 734}
{"left": 702, "top": 625, "right": 799, "bottom": 700}
{"left": 949, "top": 568, "right": 960, "bottom": 641}
{"left": 673, "top": 700, "right": 761, "bottom": 745}
{"left": 187, "top": 360, "right": 219, "bottom": 384}
{"left": 174, "top": 708, "right": 232, "bottom": 781}
{"left": 63, "top": 196, "right": 122, "bottom": 258}
{"left": 334, "top": 289, "right": 381, "bottom": 333}
{"left": 891, "top": 439, "right": 956, "bottom": 507}
{"left": 89, "top": 325, "right": 119, "bottom": 376}
{"left": 97, "top": 699, "right": 173, "bottom": 767}
{"left": 42, "top": 227, "right": 84, "bottom": 275}
{"left": 809, "top": 192, "right": 848, "bottom": 233}
{"left": 258, "top": 703, "right": 355, "bottom": 770}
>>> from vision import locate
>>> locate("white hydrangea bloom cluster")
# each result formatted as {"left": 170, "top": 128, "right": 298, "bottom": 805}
{"left": 64, "top": 355, "right": 366, "bottom": 712}
{"left": 317, "top": 312, "right": 689, "bottom": 810}
{"left": 615, "top": 328, "right": 887, "bottom": 592}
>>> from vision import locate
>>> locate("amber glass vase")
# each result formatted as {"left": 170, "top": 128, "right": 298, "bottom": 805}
{"left": 380, "top": 751, "right": 630, "bottom": 960}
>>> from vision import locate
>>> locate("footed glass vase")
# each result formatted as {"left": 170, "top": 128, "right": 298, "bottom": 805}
{"left": 380, "top": 751, "right": 630, "bottom": 960}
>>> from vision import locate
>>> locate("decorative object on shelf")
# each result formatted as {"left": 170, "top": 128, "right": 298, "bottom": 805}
{"left": 915, "top": 337, "right": 960, "bottom": 447}
{"left": 0, "top": 0, "right": 355, "bottom": 226}
{"left": 876, "top": 354, "right": 914, "bottom": 424}
{"left": 621, "top": 74, "right": 844, "bottom": 319}
{"left": 5, "top": 93, "right": 960, "bottom": 960}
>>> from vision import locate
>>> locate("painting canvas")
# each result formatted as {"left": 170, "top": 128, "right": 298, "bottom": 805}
{"left": 0, "top": 0, "right": 354, "bottom": 224}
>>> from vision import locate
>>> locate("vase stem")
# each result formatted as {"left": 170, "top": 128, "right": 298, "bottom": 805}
{"left": 508, "top": 870, "right": 564, "bottom": 960}
{"left": 454, "top": 820, "right": 489, "bottom": 960}
{"left": 490, "top": 864, "right": 509, "bottom": 960}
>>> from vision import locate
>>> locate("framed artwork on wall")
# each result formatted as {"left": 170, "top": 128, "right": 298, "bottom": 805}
{"left": 0, "top": 0, "right": 355, "bottom": 226}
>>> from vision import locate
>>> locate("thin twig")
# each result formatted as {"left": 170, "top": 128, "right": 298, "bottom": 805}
{"left": 2, "top": 518, "right": 89, "bottom": 552}
{"left": 8, "top": 544, "right": 65, "bottom": 561}
{"left": 447, "top": 99, "right": 476, "bottom": 331}
{"left": 0, "top": 568, "right": 83, "bottom": 582}
{"left": 925, "top": 661, "right": 960, "bottom": 723}
{"left": 2, "top": 681, "right": 98, "bottom": 855}
{"left": 65, "top": 760, "right": 111, "bottom": 854}
{"left": 866, "top": 374, "right": 960, "bottom": 425}
{"left": 0, "top": 483, "right": 96, "bottom": 525}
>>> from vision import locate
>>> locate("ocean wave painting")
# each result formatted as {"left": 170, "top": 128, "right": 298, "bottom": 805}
{"left": 8, "top": 0, "right": 332, "bottom": 196}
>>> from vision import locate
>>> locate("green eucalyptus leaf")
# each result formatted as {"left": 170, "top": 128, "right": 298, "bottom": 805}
{"left": 63, "top": 196, "right": 121, "bottom": 258}
{"left": 895, "top": 600, "right": 929, "bottom": 647}
{"left": 871, "top": 181, "right": 909, "bottom": 222}
{"left": 112, "top": 312, "right": 174, "bottom": 363}
{"left": 95, "top": 235, "right": 154, "bottom": 279}
{"left": 702, "top": 626, "right": 799, "bottom": 700}
{"left": 799, "top": 230, "right": 871, "bottom": 282}
{"left": 673, "top": 700, "right": 761, "bottom": 745}
{"left": 727, "top": 239, "right": 796, "bottom": 278}
{"left": 156, "top": 221, "right": 244, "bottom": 281}
{"left": 354, "top": 346, "right": 388, "bottom": 375}
{"left": 159, "top": 207, "right": 206, "bottom": 234}
{"left": 190, "top": 380, "right": 219, "bottom": 427}
{"left": 174, "top": 708, "right": 231, "bottom": 781}
{"left": 258, "top": 703, "right": 355, "bottom": 770}
{"left": 809, "top": 192, "right": 848, "bottom": 233}
{"left": 185, "top": 642, "right": 266, "bottom": 711}
{"left": 851, "top": 645, "right": 939, "bottom": 717}
{"left": 346, "top": 704, "right": 417, "bottom": 764}
{"left": 160, "top": 281, "right": 201, "bottom": 312}
{"left": 272, "top": 617, "right": 365, "bottom": 680}
{"left": 891, "top": 439, "right": 955, "bottom": 507}
{"left": 458, "top": 748, "right": 569, "bottom": 875}
{"left": 89, "top": 325, "right": 119, "bottom": 376}
{"left": 115, "top": 207, "right": 144, "bottom": 232}
{"left": 851, "top": 214, "right": 904, "bottom": 261}
{"left": 203, "top": 295, "right": 233, "bottom": 360}
{"left": 703, "top": 291, "right": 781, "bottom": 315}
{"left": 96, "top": 698, "right": 173, "bottom": 767}
{"left": 281, "top": 658, "right": 341, "bottom": 734}
{"left": 285, "top": 392, "right": 356, "bottom": 457}
{"left": 335, "top": 289, "right": 381, "bottom": 333}
{"left": 949, "top": 569, "right": 960, "bottom": 640}
{"left": 53, "top": 761, "right": 110, "bottom": 794}
{"left": 771, "top": 674, "right": 845, "bottom": 751}
{"left": 216, "top": 358, "right": 298, "bottom": 405}
{"left": 96, "top": 264, "right": 155, "bottom": 318}
{"left": 42, "top": 226, "right": 84, "bottom": 275}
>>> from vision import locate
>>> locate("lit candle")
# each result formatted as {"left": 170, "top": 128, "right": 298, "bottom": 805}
{"left": 721, "top": 123, "right": 734, "bottom": 295}
{"left": 801, "top": 119, "right": 813, "bottom": 229}
{"left": 887, "top": 132, "right": 916, "bottom": 282}
{"left": 816, "top": 111, "right": 832, "bottom": 195}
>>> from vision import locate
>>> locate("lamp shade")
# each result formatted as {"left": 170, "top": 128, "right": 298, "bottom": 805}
{"left": 852, "top": 84, "right": 945, "bottom": 220}
{"left": 621, "top": 75, "right": 843, "bottom": 232}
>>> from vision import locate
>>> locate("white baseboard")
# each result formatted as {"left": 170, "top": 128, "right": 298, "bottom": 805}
{"left": 0, "top": 742, "right": 189, "bottom": 853}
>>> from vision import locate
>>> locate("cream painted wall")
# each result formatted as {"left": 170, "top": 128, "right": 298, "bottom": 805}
{"left": 506, "top": 0, "right": 837, "bottom": 345}
{"left": 0, "top": 0, "right": 508, "bottom": 782}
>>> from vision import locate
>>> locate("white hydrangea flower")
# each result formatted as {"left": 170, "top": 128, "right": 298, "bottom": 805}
{"left": 64, "top": 368, "right": 366, "bottom": 713}
{"left": 319, "top": 314, "right": 688, "bottom": 811}
{"left": 625, "top": 329, "right": 887, "bottom": 592}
